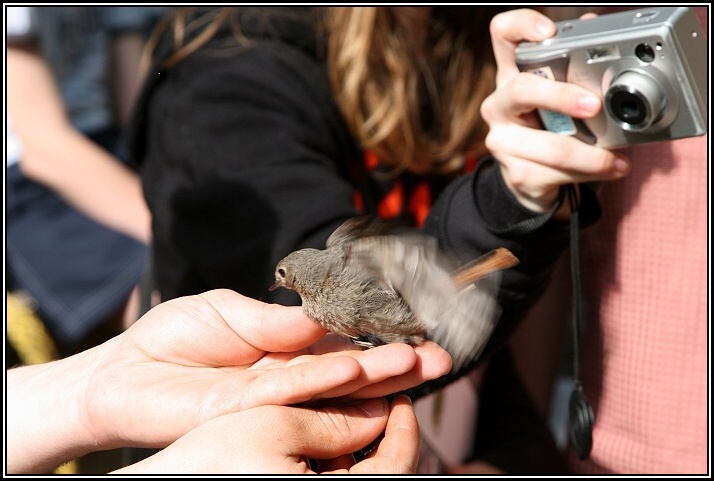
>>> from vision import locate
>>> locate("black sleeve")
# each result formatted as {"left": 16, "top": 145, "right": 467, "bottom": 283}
{"left": 134, "top": 39, "right": 362, "bottom": 304}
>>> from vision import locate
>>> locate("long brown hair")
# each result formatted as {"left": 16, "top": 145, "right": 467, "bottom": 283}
{"left": 327, "top": 7, "right": 503, "bottom": 175}
{"left": 142, "top": 7, "right": 505, "bottom": 175}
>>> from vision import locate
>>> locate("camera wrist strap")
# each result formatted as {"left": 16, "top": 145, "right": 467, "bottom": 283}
{"left": 565, "top": 184, "right": 595, "bottom": 460}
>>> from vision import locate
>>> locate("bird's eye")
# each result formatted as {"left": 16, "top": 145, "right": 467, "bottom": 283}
{"left": 277, "top": 267, "right": 286, "bottom": 277}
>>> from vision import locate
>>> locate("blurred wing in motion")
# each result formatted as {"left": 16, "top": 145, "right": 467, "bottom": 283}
{"left": 349, "top": 233, "right": 517, "bottom": 372}
{"left": 326, "top": 216, "right": 395, "bottom": 248}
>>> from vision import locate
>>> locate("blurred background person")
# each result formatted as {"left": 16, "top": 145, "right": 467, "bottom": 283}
{"left": 6, "top": 5, "right": 166, "bottom": 473}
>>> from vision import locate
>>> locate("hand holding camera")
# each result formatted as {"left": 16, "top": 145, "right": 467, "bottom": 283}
{"left": 481, "top": 8, "right": 629, "bottom": 216}
{"left": 515, "top": 7, "right": 707, "bottom": 149}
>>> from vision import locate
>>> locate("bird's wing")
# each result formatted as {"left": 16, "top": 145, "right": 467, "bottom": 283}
{"left": 428, "top": 269, "right": 502, "bottom": 372}
{"left": 349, "top": 234, "right": 504, "bottom": 372}
{"left": 326, "top": 216, "right": 396, "bottom": 248}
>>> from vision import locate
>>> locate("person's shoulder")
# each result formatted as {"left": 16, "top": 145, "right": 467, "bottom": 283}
{"left": 179, "top": 8, "right": 329, "bottom": 99}
{"left": 103, "top": 6, "right": 169, "bottom": 33}
{"left": 235, "top": 7, "right": 324, "bottom": 57}
{"left": 169, "top": 7, "right": 325, "bottom": 83}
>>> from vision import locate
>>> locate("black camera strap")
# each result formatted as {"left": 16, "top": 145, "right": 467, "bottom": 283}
{"left": 565, "top": 183, "right": 595, "bottom": 460}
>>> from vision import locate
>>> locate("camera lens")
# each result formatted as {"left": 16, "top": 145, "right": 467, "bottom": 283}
{"left": 605, "top": 71, "right": 666, "bottom": 130}
{"left": 609, "top": 91, "right": 647, "bottom": 125}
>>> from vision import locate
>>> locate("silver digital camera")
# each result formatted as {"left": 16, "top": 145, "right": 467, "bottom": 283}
{"left": 515, "top": 7, "right": 707, "bottom": 149}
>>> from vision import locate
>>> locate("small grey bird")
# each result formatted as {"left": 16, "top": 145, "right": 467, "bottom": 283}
{"left": 269, "top": 216, "right": 518, "bottom": 372}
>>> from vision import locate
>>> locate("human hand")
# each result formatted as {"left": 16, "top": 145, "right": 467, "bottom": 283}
{"left": 481, "top": 8, "right": 629, "bottom": 214}
{"left": 8, "top": 289, "right": 450, "bottom": 473}
{"left": 81, "top": 289, "right": 450, "bottom": 451}
{"left": 7, "top": 290, "right": 451, "bottom": 473}
{"left": 114, "top": 395, "right": 420, "bottom": 474}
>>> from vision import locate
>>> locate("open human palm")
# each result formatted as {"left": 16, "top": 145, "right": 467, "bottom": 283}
{"left": 81, "top": 289, "right": 451, "bottom": 449}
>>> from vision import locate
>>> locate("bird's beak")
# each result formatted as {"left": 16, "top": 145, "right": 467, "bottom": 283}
{"left": 269, "top": 279, "right": 282, "bottom": 291}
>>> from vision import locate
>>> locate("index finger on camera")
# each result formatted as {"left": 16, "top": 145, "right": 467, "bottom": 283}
{"left": 487, "top": 123, "right": 625, "bottom": 178}
{"left": 507, "top": 73, "right": 601, "bottom": 119}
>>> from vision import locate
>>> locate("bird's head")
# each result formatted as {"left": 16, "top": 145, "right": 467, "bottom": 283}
{"left": 269, "top": 249, "right": 322, "bottom": 292}
{"left": 269, "top": 262, "right": 292, "bottom": 292}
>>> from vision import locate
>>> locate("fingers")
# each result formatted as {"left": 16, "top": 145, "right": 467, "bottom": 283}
{"left": 482, "top": 82, "right": 628, "bottom": 210}
{"left": 287, "top": 398, "right": 391, "bottom": 462}
{"left": 117, "top": 400, "right": 391, "bottom": 474}
{"left": 481, "top": 8, "right": 632, "bottom": 212}
{"left": 482, "top": 72, "right": 601, "bottom": 123}
{"left": 280, "top": 342, "right": 422, "bottom": 400}
{"left": 127, "top": 289, "right": 324, "bottom": 367}
{"left": 485, "top": 130, "right": 628, "bottom": 212}
{"left": 199, "top": 288, "right": 328, "bottom": 351}
{"left": 298, "top": 396, "right": 420, "bottom": 475}
{"left": 321, "top": 395, "right": 420, "bottom": 475}
{"left": 226, "top": 355, "right": 364, "bottom": 410}
{"left": 344, "top": 340, "right": 452, "bottom": 399}
{"left": 243, "top": 339, "right": 449, "bottom": 412}
{"left": 298, "top": 340, "right": 450, "bottom": 400}
{"left": 487, "top": 124, "right": 628, "bottom": 179}
{"left": 489, "top": 8, "right": 556, "bottom": 84}
{"left": 214, "top": 342, "right": 444, "bottom": 412}
{"left": 358, "top": 395, "right": 420, "bottom": 474}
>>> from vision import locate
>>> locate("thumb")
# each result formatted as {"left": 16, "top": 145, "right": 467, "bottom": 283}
{"left": 490, "top": 8, "right": 556, "bottom": 84}
{"left": 113, "top": 399, "right": 390, "bottom": 474}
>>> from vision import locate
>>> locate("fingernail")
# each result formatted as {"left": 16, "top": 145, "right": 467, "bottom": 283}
{"left": 393, "top": 394, "right": 412, "bottom": 406}
{"left": 614, "top": 157, "right": 630, "bottom": 174}
{"left": 536, "top": 20, "right": 555, "bottom": 37}
{"left": 578, "top": 95, "right": 600, "bottom": 114}
{"left": 356, "top": 398, "right": 387, "bottom": 418}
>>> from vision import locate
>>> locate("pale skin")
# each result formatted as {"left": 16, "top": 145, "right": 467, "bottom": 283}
{"left": 115, "top": 395, "right": 421, "bottom": 474}
{"left": 481, "top": 8, "right": 629, "bottom": 217}
{"left": 6, "top": 45, "right": 151, "bottom": 245}
{"left": 7, "top": 289, "right": 450, "bottom": 474}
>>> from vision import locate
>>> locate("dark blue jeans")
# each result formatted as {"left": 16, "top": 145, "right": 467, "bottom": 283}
{"left": 6, "top": 136, "right": 148, "bottom": 350}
